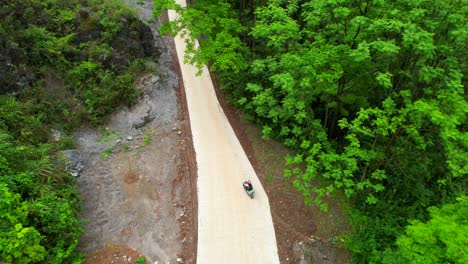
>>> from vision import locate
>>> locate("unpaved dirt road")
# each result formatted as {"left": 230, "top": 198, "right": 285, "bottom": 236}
{"left": 169, "top": 2, "right": 280, "bottom": 263}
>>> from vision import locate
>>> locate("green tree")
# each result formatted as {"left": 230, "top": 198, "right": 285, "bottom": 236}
{"left": 156, "top": 0, "right": 248, "bottom": 74}
{"left": 0, "top": 183, "right": 46, "bottom": 263}
{"left": 382, "top": 196, "right": 468, "bottom": 264}
{"left": 0, "top": 130, "right": 84, "bottom": 263}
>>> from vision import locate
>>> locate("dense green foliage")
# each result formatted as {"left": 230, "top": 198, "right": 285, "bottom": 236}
{"left": 1, "top": 0, "right": 155, "bottom": 262}
{"left": 0, "top": 130, "right": 82, "bottom": 263}
{"left": 157, "top": 0, "right": 467, "bottom": 262}
{"left": 382, "top": 196, "right": 468, "bottom": 263}
{"left": 1, "top": 0, "right": 150, "bottom": 124}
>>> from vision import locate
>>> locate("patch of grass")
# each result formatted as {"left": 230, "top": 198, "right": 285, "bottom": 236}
{"left": 58, "top": 135, "right": 76, "bottom": 149}
{"left": 135, "top": 256, "right": 146, "bottom": 264}
{"left": 266, "top": 172, "right": 274, "bottom": 182}
{"left": 143, "top": 128, "right": 152, "bottom": 145}
{"left": 100, "top": 147, "right": 113, "bottom": 158}
{"left": 97, "top": 127, "right": 123, "bottom": 143}
{"left": 97, "top": 127, "right": 112, "bottom": 142}
{"left": 121, "top": 143, "right": 130, "bottom": 152}
{"left": 143, "top": 60, "right": 158, "bottom": 73}
{"left": 136, "top": 0, "right": 144, "bottom": 5}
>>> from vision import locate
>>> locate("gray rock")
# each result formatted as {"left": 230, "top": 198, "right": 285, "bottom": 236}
{"left": 62, "top": 150, "right": 80, "bottom": 169}
{"left": 127, "top": 136, "right": 134, "bottom": 141}
{"left": 60, "top": 150, "right": 85, "bottom": 176}
{"left": 0, "top": 41, "right": 36, "bottom": 94}
{"left": 51, "top": 129, "right": 62, "bottom": 142}
{"left": 74, "top": 8, "right": 101, "bottom": 43}
{"left": 107, "top": 50, "right": 130, "bottom": 68}
{"left": 70, "top": 169, "right": 80, "bottom": 177}
{"left": 76, "top": 162, "right": 84, "bottom": 172}
{"left": 133, "top": 112, "right": 155, "bottom": 129}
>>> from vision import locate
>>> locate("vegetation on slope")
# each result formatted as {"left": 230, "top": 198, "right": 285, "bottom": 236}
{"left": 0, "top": 0, "right": 157, "bottom": 262}
{"left": 156, "top": 0, "right": 467, "bottom": 262}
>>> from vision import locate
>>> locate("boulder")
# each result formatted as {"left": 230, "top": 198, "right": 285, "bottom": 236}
{"left": 73, "top": 7, "right": 101, "bottom": 44}
{"left": 110, "top": 17, "right": 159, "bottom": 59}
{"left": 61, "top": 150, "right": 84, "bottom": 177}
{"left": 0, "top": 37, "right": 35, "bottom": 94}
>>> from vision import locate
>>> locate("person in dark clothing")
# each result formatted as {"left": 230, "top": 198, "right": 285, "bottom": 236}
{"left": 243, "top": 180, "right": 253, "bottom": 191}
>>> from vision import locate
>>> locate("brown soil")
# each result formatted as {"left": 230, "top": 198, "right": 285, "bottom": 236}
{"left": 84, "top": 244, "right": 144, "bottom": 264}
{"left": 124, "top": 168, "right": 139, "bottom": 184}
{"left": 157, "top": 7, "right": 198, "bottom": 264}
{"left": 169, "top": 27, "right": 198, "bottom": 264}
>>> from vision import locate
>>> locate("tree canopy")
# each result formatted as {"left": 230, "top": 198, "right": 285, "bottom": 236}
{"left": 157, "top": 0, "right": 467, "bottom": 261}
{"left": 383, "top": 196, "right": 468, "bottom": 264}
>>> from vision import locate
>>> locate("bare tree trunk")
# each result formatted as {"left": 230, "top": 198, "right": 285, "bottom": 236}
{"left": 328, "top": 76, "right": 346, "bottom": 138}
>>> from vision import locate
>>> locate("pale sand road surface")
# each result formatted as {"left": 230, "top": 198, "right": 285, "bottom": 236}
{"left": 168, "top": 4, "right": 280, "bottom": 264}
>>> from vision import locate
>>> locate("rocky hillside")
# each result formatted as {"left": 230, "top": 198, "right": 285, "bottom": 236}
{"left": 0, "top": 0, "right": 164, "bottom": 263}
{"left": 1, "top": 0, "right": 158, "bottom": 95}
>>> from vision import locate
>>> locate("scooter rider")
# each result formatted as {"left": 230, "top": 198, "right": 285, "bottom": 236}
{"left": 243, "top": 180, "right": 253, "bottom": 191}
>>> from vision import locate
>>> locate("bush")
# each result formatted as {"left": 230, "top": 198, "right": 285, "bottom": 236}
{"left": 0, "top": 183, "right": 46, "bottom": 263}
{"left": 135, "top": 256, "right": 147, "bottom": 264}
{"left": 382, "top": 197, "right": 468, "bottom": 264}
{"left": 0, "top": 131, "right": 84, "bottom": 263}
